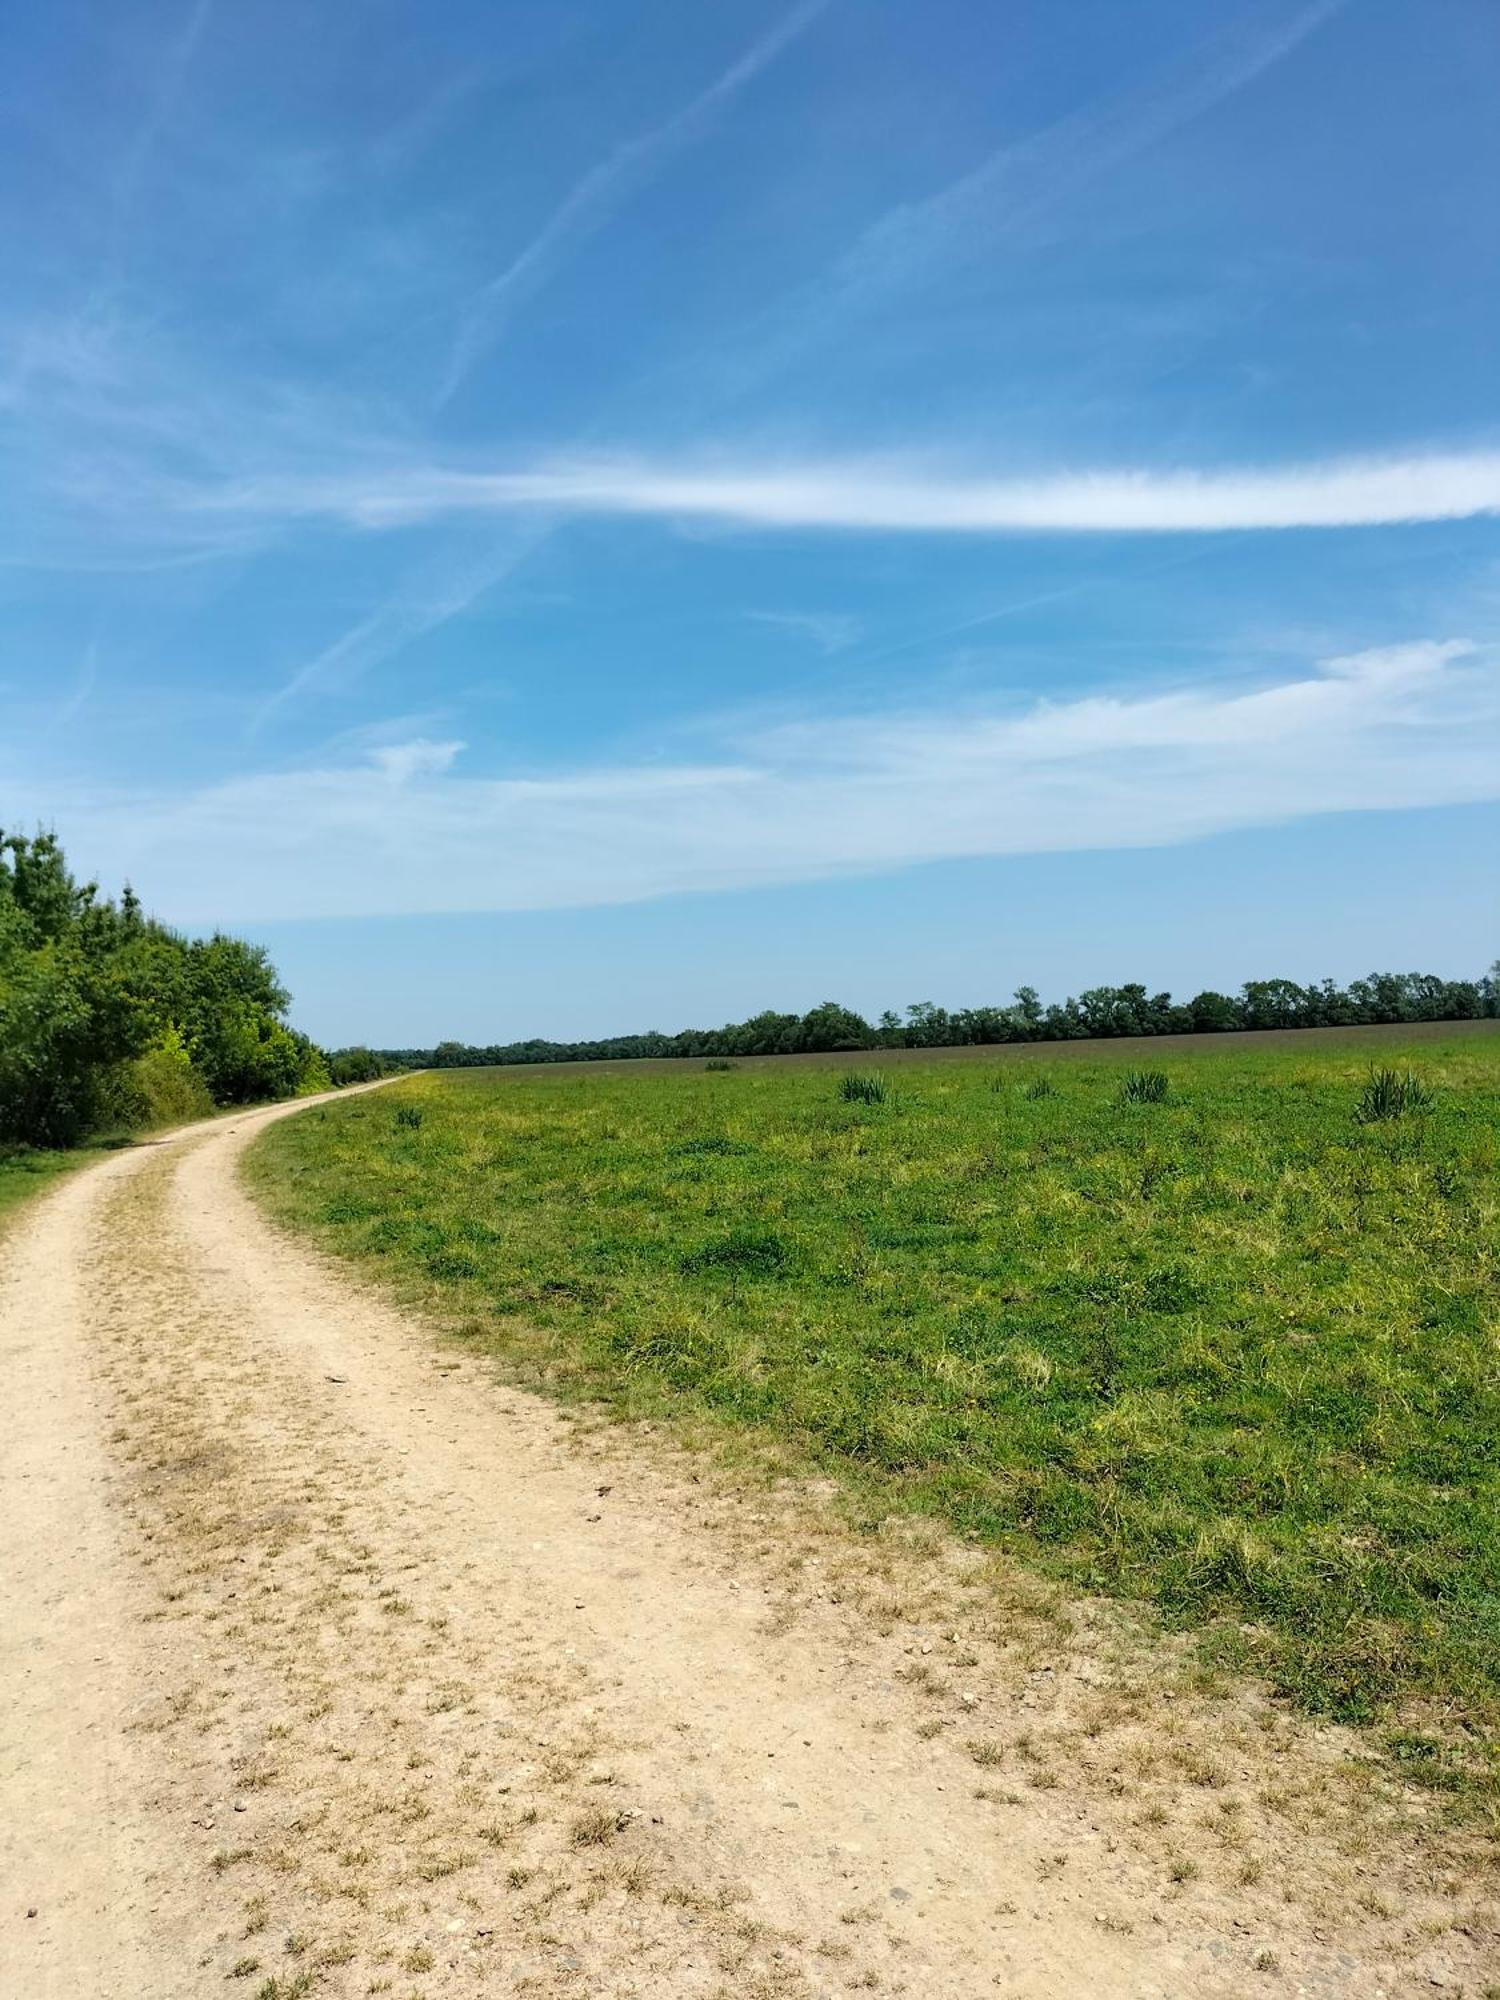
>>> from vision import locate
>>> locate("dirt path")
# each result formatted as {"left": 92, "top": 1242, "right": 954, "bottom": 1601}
{"left": 2, "top": 1093, "right": 1493, "bottom": 1997}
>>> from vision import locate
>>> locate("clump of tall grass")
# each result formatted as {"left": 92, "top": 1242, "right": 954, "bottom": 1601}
{"left": 393, "top": 1104, "right": 424, "bottom": 1130}
{"left": 1356, "top": 1066, "right": 1434, "bottom": 1123}
{"left": 1023, "top": 1075, "right": 1055, "bottom": 1100}
{"left": 704, "top": 1058, "right": 736, "bottom": 1071}
{"left": 839, "top": 1071, "right": 891, "bottom": 1105}
{"left": 1119, "top": 1069, "right": 1169, "bottom": 1105}
{"left": 681, "top": 1227, "right": 788, "bottom": 1277}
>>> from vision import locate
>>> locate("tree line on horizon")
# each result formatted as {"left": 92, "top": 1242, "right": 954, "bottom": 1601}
{"left": 362, "top": 967, "right": 1500, "bottom": 1073}
{"left": 1, "top": 829, "right": 329, "bottom": 1148}
{"left": 7, "top": 827, "right": 1494, "bottom": 1132}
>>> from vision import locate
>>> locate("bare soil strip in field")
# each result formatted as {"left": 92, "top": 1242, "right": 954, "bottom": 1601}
{"left": 1, "top": 1094, "right": 1494, "bottom": 1997}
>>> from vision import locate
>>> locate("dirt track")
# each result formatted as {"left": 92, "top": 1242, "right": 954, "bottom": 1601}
{"left": 2, "top": 1090, "right": 1493, "bottom": 1997}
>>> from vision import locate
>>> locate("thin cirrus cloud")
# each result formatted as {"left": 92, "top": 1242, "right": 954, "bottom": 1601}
{"left": 710, "top": 0, "right": 1347, "bottom": 389}
{"left": 744, "top": 609, "right": 862, "bottom": 653}
{"left": 189, "top": 446, "right": 1500, "bottom": 537}
{"left": 436, "top": 0, "right": 829, "bottom": 404}
{"left": 250, "top": 518, "right": 558, "bottom": 733}
{"left": 17, "top": 639, "right": 1496, "bottom": 926}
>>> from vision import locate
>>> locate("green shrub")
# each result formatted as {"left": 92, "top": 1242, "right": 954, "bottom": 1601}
{"left": 1356, "top": 1066, "right": 1434, "bottom": 1123}
{"left": 294, "top": 1042, "right": 331, "bottom": 1095}
{"left": 1119, "top": 1069, "right": 1169, "bottom": 1105}
{"left": 328, "top": 1045, "right": 385, "bottom": 1085}
{"left": 95, "top": 1029, "right": 214, "bottom": 1131}
{"left": 839, "top": 1071, "right": 891, "bottom": 1105}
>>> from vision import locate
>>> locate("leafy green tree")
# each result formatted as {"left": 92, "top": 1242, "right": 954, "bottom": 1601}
{"left": 329, "top": 1045, "right": 385, "bottom": 1084}
{"left": 1187, "top": 990, "right": 1241, "bottom": 1033}
{"left": 797, "top": 1000, "right": 875, "bottom": 1052}
{"left": 1240, "top": 979, "right": 1312, "bottom": 1030}
{"left": 373, "top": 964, "right": 1495, "bottom": 1072}
{"left": 0, "top": 829, "right": 326, "bottom": 1145}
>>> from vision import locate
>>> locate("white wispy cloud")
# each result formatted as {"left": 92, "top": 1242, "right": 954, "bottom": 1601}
{"left": 437, "top": 0, "right": 828, "bottom": 403}
{"left": 744, "top": 609, "right": 862, "bottom": 653}
{"left": 54, "top": 638, "right": 101, "bottom": 730}
{"left": 367, "top": 737, "right": 465, "bottom": 783}
{"left": 822, "top": 0, "right": 1342, "bottom": 307}
{"left": 187, "top": 446, "right": 1500, "bottom": 537}
{"left": 14, "top": 638, "right": 1496, "bottom": 925}
{"left": 251, "top": 519, "right": 556, "bottom": 731}
{"left": 83, "top": 0, "right": 215, "bottom": 328}
{"left": 698, "top": 0, "right": 1345, "bottom": 393}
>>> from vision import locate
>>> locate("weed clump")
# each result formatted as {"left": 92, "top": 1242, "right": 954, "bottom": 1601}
{"left": 393, "top": 1104, "right": 424, "bottom": 1130}
{"left": 1023, "top": 1075, "right": 1055, "bottom": 1100}
{"left": 839, "top": 1072, "right": 891, "bottom": 1105}
{"left": 570, "top": 1805, "right": 628, "bottom": 1847}
{"left": 704, "top": 1058, "right": 736, "bottom": 1071}
{"left": 681, "top": 1228, "right": 789, "bottom": 1278}
{"left": 1119, "top": 1069, "right": 1169, "bottom": 1105}
{"left": 1356, "top": 1066, "right": 1433, "bottom": 1123}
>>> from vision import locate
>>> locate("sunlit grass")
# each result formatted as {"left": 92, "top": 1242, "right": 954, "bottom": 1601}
{"left": 248, "top": 1032, "right": 1500, "bottom": 1756}
{"left": 0, "top": 1142, "right": 109, "bottom": 1229}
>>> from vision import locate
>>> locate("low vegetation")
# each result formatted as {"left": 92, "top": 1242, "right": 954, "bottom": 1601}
{"left": 1119, "top": 1068, "right": 1170, "bottom": 1104}
{"left": 0, "top": 1140, "right": 110, "bottom": 1228}
{"left": 249, "top": 1030, "right": 1500, "bottom": 1775}
{"left": 837, "top": 1070, "right": 891, "bottom": 1104}
{"left": 1356, "top": 1064, "right": 1436, "bottom": 1124}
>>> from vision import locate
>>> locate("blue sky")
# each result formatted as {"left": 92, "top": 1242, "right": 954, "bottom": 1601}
{"left": 2, "top": 0, "right": 1497, "bottom": 1045}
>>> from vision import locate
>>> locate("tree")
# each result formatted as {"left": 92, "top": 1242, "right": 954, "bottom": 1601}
{"left": 1239, "top": 979, "right": 1311, "bottom": 1031}
{"left": 1, "top": 833, "right": 152, "bottom": 1143}
{"left": 367, "top": 964, "right": 1495, "bottom": 1073}
{"left": 329, "top": 1046, "right": 385, "bottom": 1085}
{"left": 1187, "top": 990, "right": 1241, "bottom": 1033}
{"left": 797, "top": 1001, "right": 875, "bottom": 1052}
{"left": 1010, "top": 986, "right": 1043, "bottom": 1038}
{"left": 0, "top": 828, "right": 325, "bottom": 1145}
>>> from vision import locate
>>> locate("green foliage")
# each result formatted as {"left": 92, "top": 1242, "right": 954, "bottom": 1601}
{"left": 0, "top": 829, "right": 324, "bottom": 1147}
{"left": 250, "top": 1034, "right": 1500, "bottom": 1761}
{"left": 96, "top": 1028, "right": 215, "bottom": 1130}
{"left": 838, "top": 1071, "right": 891, "bottom": 1104}
{"left": 1023, "top": 1074, "right": 1055, "bottom": 1100}
{"left": 704, "top": 1058, "right": 736, "bottom": 1071}
{"left": 1356, "top": 1066, "right": 1435, "bottom": 1123}
{"left": 328, "top": 1045, "right": 388, "bottom": 1085}
{"left": 1119, "top": 1069, "right": 1170, "bottom": 1104}
{"left": 393, "top": 1104, "right": 424, "bottom": 1130}
{"left": 383, "top": 963, "right": 1497, "bottom": 1069}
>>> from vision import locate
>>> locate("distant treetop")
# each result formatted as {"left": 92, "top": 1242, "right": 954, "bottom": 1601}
{"left": 374, "top": 966, "right": 1499, "bottom": 1071}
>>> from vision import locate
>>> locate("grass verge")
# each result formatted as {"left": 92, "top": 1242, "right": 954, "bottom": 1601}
{"left": 245, "top": 1033, "right": 1500, "bottom": 1795}
{"left": 0, "top": 1142, "right": 117, "bottom": 1231}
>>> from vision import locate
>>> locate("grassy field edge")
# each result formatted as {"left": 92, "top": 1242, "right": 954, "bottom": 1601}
{"left": 244, "top": 1031, "right": 1500, "bottom": 1814}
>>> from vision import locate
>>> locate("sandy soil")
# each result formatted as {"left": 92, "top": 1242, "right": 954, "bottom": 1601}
{"left": 1, "top": 1089, "right": 1494, "bottom": 1998}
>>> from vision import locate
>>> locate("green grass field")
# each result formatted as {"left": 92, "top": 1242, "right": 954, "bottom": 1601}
{"left": 248, "top": 1029, "right": 1500, "bottom": 1772}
